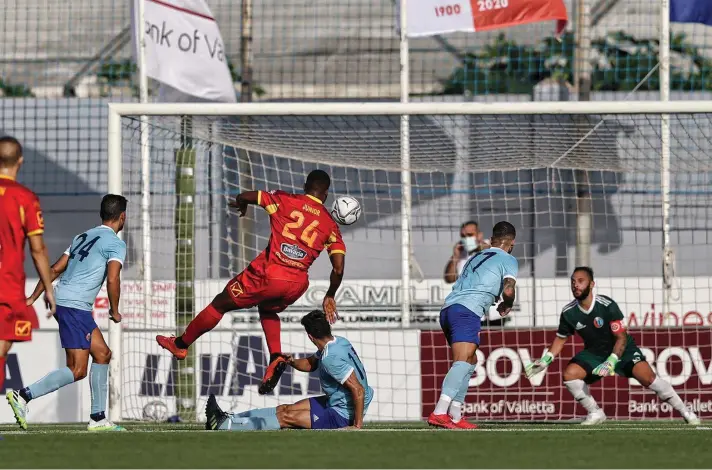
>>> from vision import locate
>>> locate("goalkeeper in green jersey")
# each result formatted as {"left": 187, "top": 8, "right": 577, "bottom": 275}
{"left": 525, "top": 266, "right": 700, "bottom": 426}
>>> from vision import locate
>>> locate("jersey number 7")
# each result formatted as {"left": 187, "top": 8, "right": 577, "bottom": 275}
{"left": 469, "top": 251, "right": 495, "bottom": 272}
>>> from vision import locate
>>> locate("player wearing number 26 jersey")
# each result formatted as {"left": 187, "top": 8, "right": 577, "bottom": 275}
{"left": 157, "top": 170, "right": 347, "bottom": 395}
{"left": 429, "top": 221, "right": 518, "bottom": 430}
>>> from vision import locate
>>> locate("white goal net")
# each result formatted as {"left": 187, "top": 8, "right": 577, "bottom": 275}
{"left": 108, "top": 102, "right": 712, "bottom": 423}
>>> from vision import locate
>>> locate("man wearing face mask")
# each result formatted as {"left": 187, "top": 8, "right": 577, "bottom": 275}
{"left": 443, "top": 221, "right": 489, "bottom": 284}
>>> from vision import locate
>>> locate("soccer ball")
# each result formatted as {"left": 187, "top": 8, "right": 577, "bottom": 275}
{"left": 331, "top": 196, "right": 361, "bottom": 225}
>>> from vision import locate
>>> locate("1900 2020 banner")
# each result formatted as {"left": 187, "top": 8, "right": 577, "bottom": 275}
{"left": 421, "top": 329, "right": 712, "bottom": 420}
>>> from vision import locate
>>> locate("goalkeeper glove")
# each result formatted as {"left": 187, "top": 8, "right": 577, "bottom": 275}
{"left": 592, "top": 354, "right": 619, "bottom": 377}
{"left": 525, "top": 351, "right": 554, "bottom": 379}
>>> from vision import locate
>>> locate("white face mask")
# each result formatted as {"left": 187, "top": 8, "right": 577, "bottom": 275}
{"left": 461, "top": 236, "right": 478, "bottom": 253}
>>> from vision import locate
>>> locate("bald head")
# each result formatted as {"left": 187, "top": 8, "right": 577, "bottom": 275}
{"left": 0, "top": 136, "right": 23, "bottom": 169}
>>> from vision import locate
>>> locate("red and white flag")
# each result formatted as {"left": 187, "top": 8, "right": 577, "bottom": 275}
{"left": 132, "top": 0, "right": 236, "bottom": 102}
{"left": 401, "top": 0, "right": 568, "bottom": 38}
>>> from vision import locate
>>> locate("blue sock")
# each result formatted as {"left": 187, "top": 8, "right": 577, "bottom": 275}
{"left": 220, "top": 407, "right": 280, "bottom": 431}
{"left": 27, "top": 367, "right": 75, "bottom": 400}
{"left": 454, "top": 364, "right": 476, "bottom": 403}
{"left": 236, "top": 407, "right": 278, "bottom": 419}
{"left": 89, "top": 363, "right": 109, "bottom": 420}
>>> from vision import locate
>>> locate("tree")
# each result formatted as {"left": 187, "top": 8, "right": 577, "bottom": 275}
{"left": 0, "top": 78, "right": 34, "bottom": 98}
{"left": 441, "top": 31, "right": 712, "bottom": 95}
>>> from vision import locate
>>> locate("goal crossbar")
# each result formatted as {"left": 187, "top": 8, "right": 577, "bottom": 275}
{"left": 108, "top": 100, "right": 712, "bottom": 117}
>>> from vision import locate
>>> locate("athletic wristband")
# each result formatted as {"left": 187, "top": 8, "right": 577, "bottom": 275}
{"left": 607, "top": 353, "right": 619, "bottom": 364}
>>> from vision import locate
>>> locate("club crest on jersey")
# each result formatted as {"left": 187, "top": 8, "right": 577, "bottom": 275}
{"left": 593, "top": 317, "right": 604, "bottom": 328}
{"left": 281, "top": 243, "right": 307, "bottom": 260}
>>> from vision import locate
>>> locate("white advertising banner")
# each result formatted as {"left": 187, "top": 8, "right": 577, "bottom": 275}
{"left": 26, "top": 277, "right": 712, "bottom": 331}
{"left": 132, "top": 0, "right": 236, "bottom": 102}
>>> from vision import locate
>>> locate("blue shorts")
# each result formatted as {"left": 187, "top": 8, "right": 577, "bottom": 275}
{"left": 309, "top": 396, "right": 350, "bottom": 429}
{"left": 440, "top": 303, "right": 481, "bottom": 345}
{"left": 55, "top": 306, "right": 97, "bottom": 349}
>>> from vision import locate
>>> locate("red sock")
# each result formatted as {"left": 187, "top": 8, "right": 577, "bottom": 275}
{"left": 259, "top": 312, "right": 282, "bottom": 355}
{"left": 180, "top": 304, "right": 223, "bottom": 347}
{"left": 0, "top": 356, "right": 6, "bottom": 393}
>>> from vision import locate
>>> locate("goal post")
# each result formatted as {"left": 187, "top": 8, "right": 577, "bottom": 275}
{"left": 107, "top": 101, "right": 712, "bottom": 423}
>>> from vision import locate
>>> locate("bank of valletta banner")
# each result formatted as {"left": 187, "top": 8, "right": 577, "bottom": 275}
{"left": 132, "top": 0, "right": 236, "bottom": 102}
{"left": 401, "top": 0, "right": 568, "bottom": 37}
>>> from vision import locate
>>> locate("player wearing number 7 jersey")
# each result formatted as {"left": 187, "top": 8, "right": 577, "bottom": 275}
{"left": 429, "top": 221, "right": 518, "bottom": 430}
{"left": 157, "top": 170, "right": 346, "bottom": 395}
{"left": 7, "top": 194, "right": 127, "bottom": 431}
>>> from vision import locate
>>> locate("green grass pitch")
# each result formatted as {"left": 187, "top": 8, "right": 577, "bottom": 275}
{"left": 1, "top": 421, "right": 711, "bottom": 468}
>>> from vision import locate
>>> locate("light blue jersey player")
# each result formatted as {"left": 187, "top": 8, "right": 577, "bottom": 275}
{"left": 429, "top": 221, "right": 518, "bottom": 430}
{"left": 6, "top": 195, "right": 128, "bottom": 432}
{"left": 206, "top": 309, "right": 374, "bottom": 431}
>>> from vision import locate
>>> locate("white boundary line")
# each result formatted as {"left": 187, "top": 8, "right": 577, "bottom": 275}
{"left": 0, "top": 427, "right": 709, "bottom": 435}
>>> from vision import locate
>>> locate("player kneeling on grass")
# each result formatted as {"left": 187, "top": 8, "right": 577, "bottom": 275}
{"left": 206, "top": 309, "right": 373, "bottom": 431}
{"left": 6, "top": 195, "right": 128, "bottom": 432}
{"left": 526, "top": 266, "right": 700, "bottom": 426}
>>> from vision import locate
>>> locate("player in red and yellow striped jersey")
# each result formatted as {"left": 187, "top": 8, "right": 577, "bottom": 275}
{"left": 0, "top": 136, "right": 55, "bottom": 394}
{"left": 157, "top": 170, "right": 346, "bottom": 394}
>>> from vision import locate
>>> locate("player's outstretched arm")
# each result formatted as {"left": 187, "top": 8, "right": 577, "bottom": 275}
{"left": 342, "top": 372, "right": 365, "bottom": 429}
{"left": 497, "top": 277, "right": 516, "bottom": 317}
{"left": 106, "top": 260, "right": 123, "bottom": 323}
{"left": 525, "top": 336, "right": 567, "bottom": 379}
{"left": 286, "top": 354, "right": 318, "bottom": 372}
{"left": 323, "top": 253, "right": 345, "bottom": 324}
{"left": 228, "top": 191, "right": 259, "bottom": 217}
{"left": 28, "top": 234, "right": 56, "bottom": 314}
{"left": 27, "top": 253, "right": 68, "bottom": 306}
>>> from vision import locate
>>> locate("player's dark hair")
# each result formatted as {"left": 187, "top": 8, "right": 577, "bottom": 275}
{"left": 491, "top": 221, "right": 516, "bottom": 240}
{"left": 460, "top": 220, "right": 478, "bottom": 230}
{"left": 301, "top": 309, "right": 332, "bottom": 339}
{"left": 0, "top": 136, "right": 23, "bottom": 168}
{"left": 100, "top": 194, "right": 128, "bottom": 221}
{"left": 305, "top": 169, "right": 331, "bottom": 192}
{"left": 573, "top": 266, "right": 594, "bottom": 281}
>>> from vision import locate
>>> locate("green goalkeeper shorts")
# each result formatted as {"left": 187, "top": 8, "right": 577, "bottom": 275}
{"left": 569, "top": 346, "right": 646, "bottom": 384}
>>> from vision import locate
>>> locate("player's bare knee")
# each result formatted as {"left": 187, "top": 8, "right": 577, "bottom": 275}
{"left": 70, "top": 365, "right": 87, "bottom": 381}
{"left": 563, "top": 365, "right": 585, "bottom": 382}
{"left": 92, "top": 347, "right": 112, "bottom": 364}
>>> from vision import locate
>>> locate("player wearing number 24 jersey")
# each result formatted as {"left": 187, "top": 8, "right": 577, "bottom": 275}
{"left": 157, "top": 170, "right": 347, "bottom": 395}
{"left": 7, "top": 194, "right": 127, "bottom": 432}
{"left": 525, "top": 266, "right": 700, "bottom": 426}
{"left": 430, "top": 221, "right": 518, "bottom": 430}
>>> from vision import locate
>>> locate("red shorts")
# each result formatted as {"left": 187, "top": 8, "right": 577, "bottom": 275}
{"left": 0, "top": 299, "right": 39, "bottom": 342}
{"left": 225, "top": 263, "right": 309, "bottom": 315}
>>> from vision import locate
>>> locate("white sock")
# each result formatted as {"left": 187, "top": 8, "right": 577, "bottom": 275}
{"left": 564, "top": 379, "right": 600, "bottom": 413}
{"left": 433, "top": 394, "right": 452, "bottom": 415}
{"left": 449, "top": 401, "right": 463, "bottom": 422}
{"left": 649, "top": 377, "right": 687, "bottom": 415}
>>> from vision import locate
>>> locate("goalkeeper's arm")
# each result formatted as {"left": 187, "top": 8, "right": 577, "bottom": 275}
{"left": 525, "top": 336, "right": 568, "bottom": 379}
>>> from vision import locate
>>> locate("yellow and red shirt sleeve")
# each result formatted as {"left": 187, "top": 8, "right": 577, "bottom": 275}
{"left": 325, "top": 226, "right": 346, "bottom": 256}
{"left": 23, "top": 193, "right": 44, "bottom": 237}
{"left": 257, "top": 190, "right": 280, "bottom": 215}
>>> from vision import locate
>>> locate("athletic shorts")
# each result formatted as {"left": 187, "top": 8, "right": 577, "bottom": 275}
{"left": 439, "top": 303, "right": 482, "bottom": 345}
{"left": 309, "top": 396, "right": 351, "bottom": 430}
{"left": 0, "top": 299, "right": 39, "bottom": 342}
{"left": 225, "top": 262, "right": 309, "bottom": 315}
{"left": 55, "top": 305, "right": 97, "bottom": 349}
{"left": 570, "top": 345, "right": 646, "bottom": 384}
